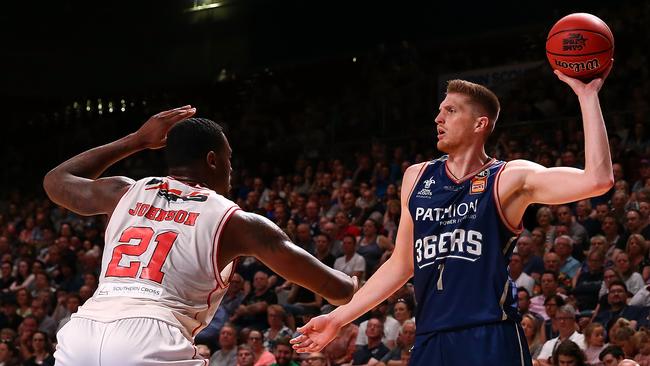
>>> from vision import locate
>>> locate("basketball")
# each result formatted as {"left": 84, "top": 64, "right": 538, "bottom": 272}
{"left": 546, "top": 13, "right": 614, "bottom": 80}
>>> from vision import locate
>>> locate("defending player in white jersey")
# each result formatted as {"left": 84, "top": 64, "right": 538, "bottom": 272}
{"left": 43, "top": 106, "right": 357, "bottom": 366}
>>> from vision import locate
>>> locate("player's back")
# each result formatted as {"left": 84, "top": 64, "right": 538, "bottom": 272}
{"left": 74, "top": 176, "right": 239, "bottom": 340}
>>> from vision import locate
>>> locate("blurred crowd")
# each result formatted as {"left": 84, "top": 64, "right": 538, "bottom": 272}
{"left": 1, "top": 2, "right": 649, "bottom": 366}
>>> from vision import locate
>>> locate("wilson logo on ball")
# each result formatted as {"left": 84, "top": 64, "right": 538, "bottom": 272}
{"left": 554, "top": 59, "right": 600, "bottom": 73}
{"left": 562, "top": 33, "right": 588, "bottom": 51}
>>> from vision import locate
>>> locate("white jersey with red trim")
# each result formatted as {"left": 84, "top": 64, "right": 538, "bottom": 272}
{"left": 74, "top": 176, "right": 239, "bottom": 340}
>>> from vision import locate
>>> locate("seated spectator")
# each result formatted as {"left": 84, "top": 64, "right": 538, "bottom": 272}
{"left": 518, "top": 288, "right": 542, "bottom": 320}
{"left": 614, "top": 252, "right": 645, "bottom": 295}
{"left": 511, "top": 253, "right": 535, "bottom": 295}
{"left": 284, "top": 284, "right": 322, "bottom": 329}
{"left": 630, "top": 284, "right": 650, "bottom": 308}
{"left": 633, "top": 329, "right": 650, "bottom": 366}
{"left": 0, "top": 338, "right": 20, "bottom": 366}
{"left": 356, "top": 219, "right": 392, "bottom": 275}
{"left": 521, "top": 313, "right": 545, "bottom": 359}
{"left": 263, "top": 305, "right": 293, "bottom": 351}
{"left": 556, "top": 205, "right": 589, "bottom": 259}
{"left": 14, "top": 289, "right": 31, "bottom": 319}
{"left": 210, "top": 324, "right": 238, "bottom": 366}
{"left": 543, "top": 295, "right": 566, "bottom": 341}
{"left": 611, "top": 325, "right": 637, "bottom": 359}
{"left": 9, "top": 260, "right": 34, "bottom": 294}
{"left": 575, "top": 199, "right": 601, "bottom": 238}
{"left": 322, "top": 321, "right": 358, "bottom": 366}
{"left": 56, "top": 294, "right": 80, "bottom": 332}
{"left": 313, "top": 234, "right": 336, "bottom": 268}
{"left": 530, "top": 271, "right": 567, "bottom": 320}
{"left": 625, "top": 234, "right": 650, "bottom": 277}
{"left": 197, "top": 273, "right": 245, "bottom": 350}
{"left": 594, "top": 281, "right": 648, "bottom": 331}
{"left": 232, "top": 271, "right": 278, "bottom": 330}
{"left": 237, "top": 345, "right": 256, "bottom": 366}
{"left": 270, "top": 337, "right": 299, "bottom": 366}
{"left": 554, "top": 235, "right": 581, "bottom": 279}
{"left": 536, "top": 305, "right": 586, "bottom": 365}
{"left": 356, "top": 302, "right": 400, "bottom": 350}
{"left": 22, "top": 331, "right": 54, "bottom": 366}
{"left": 378, "top": 320, "right": 415, "bottom": 366}
{"left": 516, "top": 235, "right": 544, "bottom": 279}
{"left": 352, "top": 318, "right": 389, "bottom": 366}
{"left": 543, "top": 253, "right": 562, "bottom": 276}
{"left": 572, "top": 249, "right": 605, "bottom": 312}
{"left": 0, "top": 261, "right": 15, "bottom": 293}
{"left": 552, "top": 340, "right": 587, "bottom": 366}
{"left": 29, "top": 298, "right": 56, "bottom": 340}
{"left": 582, "top": 322, "right": 606, "bottom": 365}
{"left": 248, "top": 330, "right": 276, "bottom": 366}
{"left": 391, "top": 298, "right": 414, "bottom": 327}
{"left": 598, "top": 344, "right": 625, "bottom": 366}
{"left": 333, "top": 235, "right": 366, "bottom": 281}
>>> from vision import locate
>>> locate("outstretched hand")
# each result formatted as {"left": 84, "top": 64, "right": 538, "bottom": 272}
{"left": 134, "top": 105, "right": 196, "bottom": 149}
{"left": 554, "top": 59, "right": 613, "bottom": 96}
{"left": 290, "top": 314, "right": 341, "bottom": 353}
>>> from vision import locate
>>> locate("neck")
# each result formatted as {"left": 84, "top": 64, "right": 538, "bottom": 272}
{"left": 445, "top": 148, "right": 490, "bottom": 180}
{"left": 511, "top": 270, "right": 521, "bottom": 279}
{"left": 367, "top": 337, "right": 381, "bottom": 348}
{"left": 168, "top": 167, "right": 210, "bottom": 188}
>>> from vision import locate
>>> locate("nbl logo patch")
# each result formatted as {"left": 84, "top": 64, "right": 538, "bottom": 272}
{"left": 470, "top": 169, "right": 489, "bottom": 195}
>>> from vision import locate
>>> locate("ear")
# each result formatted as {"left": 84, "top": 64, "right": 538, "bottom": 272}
{"left": 474, "top": 116, "right": 490, "bottom": 133}
{"left": 206, "top": 151, "right": 218, "bottom": 169}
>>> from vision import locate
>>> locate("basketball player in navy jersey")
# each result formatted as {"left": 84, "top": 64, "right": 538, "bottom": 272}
{"left": 291, "top": 67, "right": 613, "bottom": 365}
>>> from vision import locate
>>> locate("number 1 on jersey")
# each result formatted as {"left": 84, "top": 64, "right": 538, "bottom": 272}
{"left": 437, "top": 263, "right": 445, "bottom": 290}
{"left": 105, "top": 226, "right": 179, "bottom": 284}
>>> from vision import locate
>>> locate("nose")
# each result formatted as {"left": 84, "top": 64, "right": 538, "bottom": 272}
{"left": 434, "top": 112, "right": 444, "bottom": 125}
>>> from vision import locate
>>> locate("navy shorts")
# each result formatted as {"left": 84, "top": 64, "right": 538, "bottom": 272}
{"left": 410, "top": 321, "right": 532, "bottom": 366}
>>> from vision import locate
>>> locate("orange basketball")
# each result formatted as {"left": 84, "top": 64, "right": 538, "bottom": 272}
{"left": 546, "top": 13, "right": 614, "bottom": 80}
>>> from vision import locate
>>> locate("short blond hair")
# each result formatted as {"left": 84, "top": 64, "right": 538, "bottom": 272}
{"left": 446, "top": 79, "right": 500, "bottom": 126}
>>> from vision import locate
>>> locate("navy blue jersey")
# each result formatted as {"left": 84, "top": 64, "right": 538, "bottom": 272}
{"left": 408, "top": 156, "right": 522, "bottom": 336}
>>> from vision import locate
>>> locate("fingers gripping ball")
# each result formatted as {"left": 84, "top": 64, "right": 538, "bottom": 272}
{"left": 546, "top": 13, "right": 614, "bottom": 80}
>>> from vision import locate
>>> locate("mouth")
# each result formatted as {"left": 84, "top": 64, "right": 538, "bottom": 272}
{"left": 437, "top": 128, "right": 446, "bottom": 139}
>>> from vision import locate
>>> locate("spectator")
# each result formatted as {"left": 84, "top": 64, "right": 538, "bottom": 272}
{"left": 356, "top": 219, "right": 392, "bottom": 276}
{"left": 625, "top": 234, "right": 650, "bottom": 277}
{"left": 521, "top": 313, "right": 545, "bottom": 359}
{"left": 322, "top": 321, "right": 358, "bottom": 366}
{"left": 248, "top": 329, "right": 276, "bottom": 366}
{"left": 0, "top": 262, "right": 15, "bottom": 293}
{"left": 333, "top": 235, "right": 366, "bottom": 281}
{"left": 352, "top": 318, "right": 389, "bottom": 366}
{"left": 536, "top": 206, "right": 557, "bottom": 247}
{"left": 575, "top": 200, "right": 601, "bottom": 238}
{"left": 537, "top": 305, "right": 586, "bottom": 365}
{"left": 313, "top": 234, "right": 336, "bottom": 268}
{"left": 232, "top": 271, "right": 278, "bottom": 330}
{"left": 572, "top": 249, "right": 605, "bottom": 312}
{"left": 263, "top": 305, "right": 293, "bottom": 351}
{"left": 551, "top": 340, "right": 587, "bottom": 366}
{"left": 518, "top": 287, "right": 542, "bottom": 320}
{"left": 598, "top": 344, "right": 625, "bottom": 366}
{"left": 510, "top": 253, "right": 535, "bottom": 295}
{"left": 613, "top": 253, "right": 645, "bottom": 295}
{"left": 543, "top": 295, "right": 566, "bottom": 341}
{"left": 9, "top": 260, "right": 34, "bottom": 293}
{"left": 237, "top": 345, "right": 256, "bottom": 366}
{"left": 633, "top": 329, "right": 650, "bottom": 366}
{"left": 304, "top": 353, "right": 328, "bottom": 366}
{"left": 355, "top": 302, "right": 400, "bottom": 350}
{"left": 611, "top": 326, "right": 637, "bottom": 359}
{"left": 556, "top": 205, "right": 589, "bottom": 258}
{"left": 517, "top": 235, "right": 544, "bottom": 279}
{"left": 0, "top": 339, "right": 20, "bottom": 366}
{"left": 378, "top": 320, "right": 415, "bottom": 366}
{"left": 391, "top": 298, "right": 414, "bottom": 327}
{"left": 55, "top": 293, "right": 80, "bottom": 332}
{"left": 210, "top": 324, "right": 238, "bottom": 366}
{"left": 582, "top": 322, "right": 606, "bottom": 365}
{"left": 594, "top": 281, "right": 647, "bottom": 331}
{"left": 270, "top": 337, "right": 298, "bottom": 366}
{"left": 554, "top": 235, "right": 581, "bottom": 279}
{"left": 531, "top": 271, "right": 567, "bottom": 320}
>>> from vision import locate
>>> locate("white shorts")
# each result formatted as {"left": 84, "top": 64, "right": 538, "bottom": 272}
{"left": 55, "top": 317, "right": 207, "bottom": 366}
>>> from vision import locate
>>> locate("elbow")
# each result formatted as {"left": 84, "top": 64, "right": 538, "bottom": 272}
{"left": 329, "top": 276, "right": 358, "bottom": 306}
{"left": 42, "top": 170, "right": 57, "bottom": 198}
{"left": 592, "top": 175, "right": 614, "bottom": 195}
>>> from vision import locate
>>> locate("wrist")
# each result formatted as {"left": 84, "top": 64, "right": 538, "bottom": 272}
{"left": 125, "top": 132, "right": 151, "bottom": 150}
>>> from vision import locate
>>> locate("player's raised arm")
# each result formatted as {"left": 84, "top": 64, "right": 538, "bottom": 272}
{"left": 289, "top": 162, "right": 422, "bottom": 353}
{"left": 43, "top": 106, "right": 196, "bottom": 216}
{"left": 498, "top": 68, "right": 614, "bottom": 219}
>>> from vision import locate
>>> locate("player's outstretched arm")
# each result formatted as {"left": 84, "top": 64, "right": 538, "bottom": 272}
{"left": 498, "top": 68, "right": 614, "bottom": 220}
{"left": 289, "top": 163, "right": 422, "bottom": 353}
{"left": 219, "top": 211, "right": 356, "bottom": 306}
{"left": 43, "top": 106, "right": 196, "bottom": 216}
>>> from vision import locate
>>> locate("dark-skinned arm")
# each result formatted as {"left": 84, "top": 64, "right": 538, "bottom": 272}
{"left": 219, "top": 211, "right": 356, "bottom": 306}
{"left": 43, "top": 106, "right": 196, "bottom": 216}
